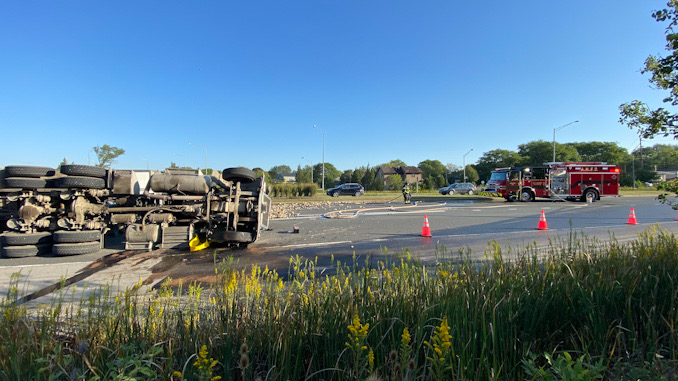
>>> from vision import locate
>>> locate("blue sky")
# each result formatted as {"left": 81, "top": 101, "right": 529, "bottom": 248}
{"left": 1, "top": 1, "right": 675, "bottom": 172}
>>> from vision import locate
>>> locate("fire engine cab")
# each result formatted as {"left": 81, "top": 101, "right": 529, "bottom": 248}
{"left": 481, "top": 162, "right": 621, "bottom": 202}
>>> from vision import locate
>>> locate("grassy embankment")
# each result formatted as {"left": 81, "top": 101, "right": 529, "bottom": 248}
{"left": 2, "top": 226, "right": 678, "bottom": 380}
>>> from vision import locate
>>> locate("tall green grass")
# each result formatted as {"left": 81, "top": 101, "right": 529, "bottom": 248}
{"left": 1, "top": 226, "right": 678, "bottom": 380}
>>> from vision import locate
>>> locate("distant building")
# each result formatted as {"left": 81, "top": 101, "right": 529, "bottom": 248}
{"left": 657, "top": 169, "right": 678, "bottom": 182}
{"left": 278, "top": 173, "right": 297, "bottom": 183}
{"left": 375, "top": 166, "right": 423, "bottom": 190}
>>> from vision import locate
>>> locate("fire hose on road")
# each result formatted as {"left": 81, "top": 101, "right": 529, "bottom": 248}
{"left": 322, "top": 202, "right": 449, "bottom": 219}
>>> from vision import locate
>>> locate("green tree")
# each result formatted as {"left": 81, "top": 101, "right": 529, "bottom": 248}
{"left": 269, "top": 165, "right": 292, "bottom": 181}
{"left": 253, "top": 168, "right": 273, "bottom": 185}
{"left": 385, "top": 174, "right": 404, "bottom": 190}
{"left": 643, "top": 144, "right": 678, "bottom": 169}
{"left": 464, "top": 165, "right": 479, "bottom": 184}
{"left": 93, "top": 144, "right": 125, "bottom": 168}
{"left": 56, "top": 157, "right": 70, "bottom": 170}
{"left": 351, "top": 167, "right": 367, "bottom": 184}
{"left": 296, "top": 165, "right": 312, "bottom": 183}
{"left": 384, "top": 159, "right": 407, "bottom": 167}
{"left": 619, "top": 2, "right": 678, "bottom": 138}
{"left": 567, "top": 142, "right": 631, "bottom": 165}
{"left": 360, "top": 166, "right": 377, "bottom": 191}
{"left": 418, "top": 160, "right": 446, "bottom": 186}
{"left": 475, "top": 149, "right": 523, "bottom": 182}
{"left": 340, "top": 169, "right": 353, "bottom": 183}
{"left": 518, "top": 140, "right": 580, "bottom": 166}
{"left": 314, "top": 163, "right": 341, "bottom": 189}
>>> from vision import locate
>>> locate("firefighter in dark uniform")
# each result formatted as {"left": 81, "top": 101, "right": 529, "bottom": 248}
{"left": 402, "top": 183, "right": 411, "bottom": 204}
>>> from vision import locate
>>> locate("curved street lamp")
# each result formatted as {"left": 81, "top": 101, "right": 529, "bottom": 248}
{"left": 463, "top": 149, "right": 474, "bottom": 182}
{"left": 552, "top": 120, "right": 579, "bottom": 162}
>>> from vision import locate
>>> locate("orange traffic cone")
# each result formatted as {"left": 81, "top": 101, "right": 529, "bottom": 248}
{"left": 421, "top": 215, "right": 432, "bottom": 237}
{"left": 627, "top": 208, "right": 638, "bottom": 225}
{"left": 537, "top": 210, "right": 548, "bottom": 230}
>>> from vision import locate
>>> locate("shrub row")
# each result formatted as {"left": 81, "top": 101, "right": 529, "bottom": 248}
{"left": 268, "top": 183, "right": 317, "bottom": 197}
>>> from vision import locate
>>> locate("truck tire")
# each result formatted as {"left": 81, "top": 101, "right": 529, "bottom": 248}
{"left": 55, "top": 176, "right": 106, "bottom": 189}
{"left": 2, "top": 244, "right": 51, "bottom": 258}
{"left": 53, "top": 230, "right": 101, "bottom": 243}
{"left": 60, "top": 164, "right": 107, "bottom": 178}
{"left": 53, "top": 241, "right": 100, "bottom": 256}
{"left": 581, "top": 189, "right": 598, "bottom": 202}
{"left": 222, "top": 168, "right": 256, "bottom": 183}
{"left": 4, "top": 165, "right": 55, "bottom": 178}
{"left": 4, "top": 177, "right": 47, "bottom": 189}
{"left": 2, "top": 232, "right": 52, "bottom": 246}
{"left": 520, "top": 189, "right": 534, "bottom": 202}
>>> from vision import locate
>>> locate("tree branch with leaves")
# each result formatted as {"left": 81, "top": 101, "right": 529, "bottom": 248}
{"left": 93, "top": 145, "right": 125, "bottom": 168}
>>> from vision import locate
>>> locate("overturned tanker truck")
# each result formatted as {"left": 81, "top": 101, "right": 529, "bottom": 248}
{"left": 0, "top": 164, "right": 271, "bottom": 258}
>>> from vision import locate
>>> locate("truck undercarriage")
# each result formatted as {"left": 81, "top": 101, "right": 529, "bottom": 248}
{"left": 0, "top": 165, "right": 270, "bottom": 258}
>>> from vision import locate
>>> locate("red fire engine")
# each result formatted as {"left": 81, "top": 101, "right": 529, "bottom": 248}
{"left": 481, "top": 162, "right": 621, "bottom": 202}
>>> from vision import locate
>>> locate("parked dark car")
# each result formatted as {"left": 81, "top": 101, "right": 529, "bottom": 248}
{"left": 439, "top": 183, "right": 458, "bottom": 195}
{"left": 440, "top": 183, "right": 476, "bottom": 195}
{"left": 449, "top": 183, "right": 476, "bottom": 195}
{"left": 327, "top": 183, "right": 365, "bottom": 197}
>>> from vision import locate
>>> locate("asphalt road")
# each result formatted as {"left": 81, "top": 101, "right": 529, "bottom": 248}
{"left": 248, "top": 195, "right": 678, "bottom": 270}
{"left": 1, "top": 195, "right": 677, "bottom": 305}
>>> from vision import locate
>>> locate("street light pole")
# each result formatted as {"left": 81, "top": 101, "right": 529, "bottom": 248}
{"left": 313, "top": 125, "right": 325, "bottom": 190}
{"left": 301, "top": 156, "right": 313, "bottom": 185}
{"left": 552, "top": 120, "right": 579, "bottom": 163}
{"left": 189, "top": 143, "right": 207, "bottom": 174}
{"left": 463, "top": 149, "right": 474, "bottom": 182}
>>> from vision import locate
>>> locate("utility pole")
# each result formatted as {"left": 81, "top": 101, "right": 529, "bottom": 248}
{"left": 639, "top": 136, "right": 644, "bottom": 169}
{"left": 313, "top": 125, "right": 325, "bottom": 190}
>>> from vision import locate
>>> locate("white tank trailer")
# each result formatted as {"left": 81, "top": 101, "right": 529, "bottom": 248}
{"left": 0, "top": 165, "right": 271, "bottom": 257}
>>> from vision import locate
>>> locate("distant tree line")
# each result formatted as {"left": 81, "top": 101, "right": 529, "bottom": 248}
{"left": 261, "top": 140, "right": 677, "bottom": 190}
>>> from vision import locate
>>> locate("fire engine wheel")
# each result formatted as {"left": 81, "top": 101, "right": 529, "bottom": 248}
{"left": 59, "top": 164, "right": 107, "bottom": 178}
{"left": 53, "top": 241, "right": 101, "bottom": 256}
{"left": 4, "top": 165, "right": 55, "bottom": 178}
{"left": 2, "top": 244, "right": 52, "bottom": 258}
{"left": 53, "top": 230, "right": 101, "bottom": 243}
{"left": 4, "top": 177, "right": 48, "bottom": 189}
{"left": 55, "top": 176, "right": 106, "bottom": 189}
{"left": 2, "top": 231, "right": 52, "bottom": 246}
{"left": 582, "top": 189, "right": 598, "bottom": 202}
{"left": 520, "top": 189, "right": 534, "bottom": 202}
{"left": 222, "top": 168, "right": 256, "bottom": 183}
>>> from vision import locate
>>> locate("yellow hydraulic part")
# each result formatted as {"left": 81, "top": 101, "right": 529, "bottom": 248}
{"left": 189, "top": 234, "right": 210, "bottom": 251}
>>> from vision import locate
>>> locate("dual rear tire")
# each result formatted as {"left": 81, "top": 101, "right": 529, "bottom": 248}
{"left": 0, "top": 230, "right": 102, "bottom": 258}
{"left": 1, "top": 232, "right": 53, "bottom": 258}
